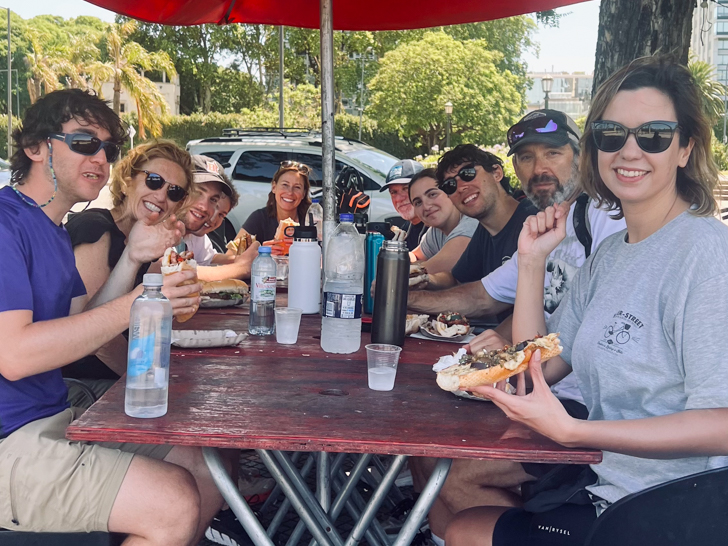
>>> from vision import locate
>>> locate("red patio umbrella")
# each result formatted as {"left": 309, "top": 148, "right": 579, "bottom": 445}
{"left": 86, "top": 0, "right": 588, "bottom": 251}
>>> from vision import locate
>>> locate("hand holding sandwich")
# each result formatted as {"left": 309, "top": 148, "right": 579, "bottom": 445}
{"left": 160, "top": 269, "right": 202, "bottom": 319}
{"left": 468, "top": 350, "right": 579, "bottom": 446}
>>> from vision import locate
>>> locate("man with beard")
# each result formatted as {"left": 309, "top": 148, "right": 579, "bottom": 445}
{"left": 382, "top": 159, "right": 427, "bottom": 251}
{"left": 408, "top": 112, "right": 625, "bottom": 546}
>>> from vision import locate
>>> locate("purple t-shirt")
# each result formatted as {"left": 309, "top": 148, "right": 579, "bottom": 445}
{"left": 0, "top": 186, "right": 86, "bottom": 437}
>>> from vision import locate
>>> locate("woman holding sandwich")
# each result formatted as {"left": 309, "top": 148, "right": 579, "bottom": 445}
{"left": 64, "top": 140, "right": 196, "bottom": 387}
{"left": 446, "top": 57, "right": 728, "bottom": 546}
{"left": 242, "top": 160, "right": 312, "bottom": 244}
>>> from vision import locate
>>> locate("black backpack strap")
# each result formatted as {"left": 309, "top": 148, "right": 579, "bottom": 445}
{"left": 573, "top": 193, "right": 592, "bottom": 258}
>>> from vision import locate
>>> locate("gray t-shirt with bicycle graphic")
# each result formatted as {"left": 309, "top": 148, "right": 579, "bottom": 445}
{"left": 548, "top": 211, "right": 728, "bottom": 504}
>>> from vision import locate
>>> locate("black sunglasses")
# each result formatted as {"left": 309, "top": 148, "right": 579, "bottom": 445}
{"left": 48, "top": 133, "right": 121, "bottom": 163}
{"left": 438, "top": 164, "right": 477, "bottom": 195}
{"left": 136, "top": 170, "right": 188, "bottom": 202}
{"left": 591, "top": 120, "right": 680, "bottom": 154}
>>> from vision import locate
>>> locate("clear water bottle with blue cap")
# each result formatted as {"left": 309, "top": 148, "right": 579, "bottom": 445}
{"left": 125, "top": 273, "right": 172, "bottom": 418}
{"left": 249, "top": 246, "right": 277, "bottom": 335}
{"left": 321, "top": 213, "right": 365, "bottom": 353}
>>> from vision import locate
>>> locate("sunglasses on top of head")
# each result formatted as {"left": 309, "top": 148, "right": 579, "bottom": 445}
{"left": 280, "top": 160, "right": 312, "bottom": 175}
{"left": 507, "top": 117, "right": 567, "bottom": 148}
{"left": 438, "top": 164, "right": 477, "bottom": 195}
{"left": 591, "top": 120, "right": 680, "bottom": 154}
{"left": 48, "top": 133, "right": 121, "bottom": 163}
{"left": 135, "top": 170, "right": 188, "bottom": 202}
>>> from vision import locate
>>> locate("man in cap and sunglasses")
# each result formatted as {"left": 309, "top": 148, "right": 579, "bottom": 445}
{"left": 179, "top": 155, "right": 260, "bottom": 281}
{"left": 407, "top": 144, "right": 537, "bottom": 321}
{"left": 409, "top": 111, "right": 625, "bottom": 543}
{"left": 0, "top": 89, "right": 227, "bottom": 543}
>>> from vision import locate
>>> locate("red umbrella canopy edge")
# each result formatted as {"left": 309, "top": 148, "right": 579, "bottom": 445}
{"left": 85, "top": 0, "right": 589, "bottom": 30}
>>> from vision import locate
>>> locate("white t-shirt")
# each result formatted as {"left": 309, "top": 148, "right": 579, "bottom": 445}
{"left": 418, "top": 215, "right": 479, "bottom": 259}
{"left": 184, "top": 234, "right": 216, "bottom": 266}
{"left": 481, "top": 199, "right": 627, "bottom": 402}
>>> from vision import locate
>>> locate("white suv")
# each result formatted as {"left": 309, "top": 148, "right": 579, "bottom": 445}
{"left": 186, "top": 129, "right": 399, "bottom": 230}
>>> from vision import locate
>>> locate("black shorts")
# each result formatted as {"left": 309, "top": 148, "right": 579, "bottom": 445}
{"left": 493, "top": 504, "right": 597, "bottom": 546}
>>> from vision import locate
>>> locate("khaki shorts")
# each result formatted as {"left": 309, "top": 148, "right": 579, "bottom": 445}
{"left": 0, "top": 408, "right": 172, "bottom": 533}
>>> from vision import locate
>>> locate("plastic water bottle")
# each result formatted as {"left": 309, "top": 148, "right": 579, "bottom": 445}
{"left": 249, "top": 246, "right": 277, "bottom": 335}
{"left": 125, "top": 274, "right": 172, "bottom": 418}
{"left": 321, "top": 214, "right": 365, "bottom": 353}
{"left": 288, "top": 225, "right": 322, "bottom": 314}
{"left": 306, "top": 199, "right": 324, "bottom": 241}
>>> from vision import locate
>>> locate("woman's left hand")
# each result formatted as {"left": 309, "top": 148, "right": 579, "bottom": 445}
{"left": 127, "top": 214, "right": 185, "bottom": 265}
{"left": 468, "top": 350, "right": 579, "bottom": 446}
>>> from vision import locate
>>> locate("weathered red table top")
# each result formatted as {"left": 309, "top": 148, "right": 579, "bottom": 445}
{"left": 67, "top": 351, "right": 601, "bottom": 464}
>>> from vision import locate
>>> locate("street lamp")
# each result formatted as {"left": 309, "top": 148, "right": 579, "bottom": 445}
{"left": 541, "top": 75, "right": 553, "bottom": 110}
{"left": 444, "top": 101, "right": 453, "bottom": 149}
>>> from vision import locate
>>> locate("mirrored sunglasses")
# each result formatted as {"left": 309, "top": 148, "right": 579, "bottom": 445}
{"left": 137, "top": 170, "right": 188, "bottom": 202}
{"left": 280, "top": 160, "right": 312, "bottom": 175}
{"left": 48, "top": 133, "right": 121, "bottom": 163}
{"left": 591, "top": 120, "right": 679, "bottom": 154}
{"left": 507, "top": 117, "right": 561, "bottom": 147}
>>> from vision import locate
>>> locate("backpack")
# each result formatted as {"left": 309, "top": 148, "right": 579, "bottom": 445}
{"left": 573, "top": 193, "right": 592, "bottom": 258}
{"left": 335, "top": 166, "right": 371, "bottom": 216}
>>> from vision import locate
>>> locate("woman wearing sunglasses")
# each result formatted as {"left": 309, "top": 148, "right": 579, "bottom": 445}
{"left": 242, "top": 160, "right": 312, "bottom": 244}
{"left": 408, "top": 168, "right": 478, "bottom": 274}
{"left": 63, "top": 140, "right": 194, "bottom": 387}
{"left": 446, "top": 57, "right": 728, "bottom": 546}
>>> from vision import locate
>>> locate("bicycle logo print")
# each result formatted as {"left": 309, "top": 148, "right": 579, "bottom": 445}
{"left": 598, "top": 310, "right": 642, "bottom": 355}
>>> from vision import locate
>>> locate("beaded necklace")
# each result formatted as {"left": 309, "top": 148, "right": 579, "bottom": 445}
{"left": 11, "top": 140, "right": 57, "bottom": 209}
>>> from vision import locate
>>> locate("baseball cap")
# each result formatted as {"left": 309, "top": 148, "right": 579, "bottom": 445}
{"left": 191, "top": 154, "right": 234, "bottom": 197}
{"left": 380, "top": 159, "right": 424, "bottom": 192}
{"left": 507, "top": 109, "right": 582, "bottom": 156}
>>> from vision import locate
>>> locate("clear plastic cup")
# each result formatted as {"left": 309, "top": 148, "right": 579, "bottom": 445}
{"left": 365, "top": 344, "right": 402, "bottom": 391}
{"left": 274, "top": 307, "right": 303, "bottom": 344}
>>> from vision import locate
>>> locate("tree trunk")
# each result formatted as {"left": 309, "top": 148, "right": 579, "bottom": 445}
{"left": 203, "top": 84, "right": 211, "bottom": 114}
{"left": 593, "top": 0, "right": 695, "bottom": 93}
{"left": 113, "top": 72, "right": 121, "bottom": 115}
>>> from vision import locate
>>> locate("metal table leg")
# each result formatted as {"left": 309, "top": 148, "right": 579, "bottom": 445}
{"left": 268, "top": 453, "right": 316, "bottom": 538}
{"left": 392, "top": 458, "right": 452, "bottom": 546}
{"left": 202, "top": 447, "right": 275, "bottom": 546}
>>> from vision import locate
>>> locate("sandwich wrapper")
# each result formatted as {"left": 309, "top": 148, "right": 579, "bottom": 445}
{"left": 410, "top": 330, "right": 476, "bottom": 344}
{"left": 171, "top": 329, "right": 247, "bottom": 348}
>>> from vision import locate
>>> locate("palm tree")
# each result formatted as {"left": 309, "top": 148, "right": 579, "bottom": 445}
{"left": 688, "top": 57, "right": 727, "bottom": 125}
{"left": 24, "top": 30, "right": 78, "bottom": 103}
{"left": 102, "top": 20, "right": 177, "bottom": 138}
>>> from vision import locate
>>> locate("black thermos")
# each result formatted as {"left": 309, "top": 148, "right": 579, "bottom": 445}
{"left": 371, "top": 240, "right": 409, "bottom": 346}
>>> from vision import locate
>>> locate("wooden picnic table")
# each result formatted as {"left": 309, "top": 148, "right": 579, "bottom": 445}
{"left": 66, "top": 303, "right": 601, "bottom": 546}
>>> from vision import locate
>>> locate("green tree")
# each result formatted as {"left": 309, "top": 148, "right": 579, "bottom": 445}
{"left": 209, "top": 66, "right": 265, "bottom": 113}
{"left": 101, "top": 20, "right": 176, "bottom": 138}
{"left": 688, "top": 57, "right": 726, "bottom": 125}
{"left": 367, "top": 32, "right": 523, "bottom": 151}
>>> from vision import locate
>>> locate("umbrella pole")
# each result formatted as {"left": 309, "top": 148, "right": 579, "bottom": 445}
{"left": 320, "top": 0, "right": 336, "bottom": 263}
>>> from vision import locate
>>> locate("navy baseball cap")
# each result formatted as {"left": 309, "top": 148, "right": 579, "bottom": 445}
{"left": 380, "top": 159, "right": 424, "bottom": 192}
{"left": 507, "top": 109, "right": 582, "bottom": 156}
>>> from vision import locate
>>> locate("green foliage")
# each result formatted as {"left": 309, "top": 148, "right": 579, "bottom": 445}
{"left": 367, "top": 32, "right": 523, "bottom": 151}
{"left": 688, "top": 57, "right": 727, "bottom": 125}
{"left": 334, "top": 113, "right": 420, "bottom": 158}
{"left": 0, "top": 114, "right": 22, "bottom": 159}
{"left": 712, "top": 137, "right": 728, "bottom": 172}
{"left": 209, "top": 67, "right": 265, "bottom": 113}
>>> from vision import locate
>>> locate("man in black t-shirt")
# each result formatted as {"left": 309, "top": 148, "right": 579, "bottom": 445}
{"left": 407, "top": 145, "right": 537, "bottom": 318}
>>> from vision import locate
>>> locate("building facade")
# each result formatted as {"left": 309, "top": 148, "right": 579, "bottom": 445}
{"left": 691, "top": 2, "right": 728, "bottom": 85}
{"left": 99, "top": 75, "right": 181, "bottom": 116}
{"left": 526, "top": 72, "right": 593, "bottom": 119}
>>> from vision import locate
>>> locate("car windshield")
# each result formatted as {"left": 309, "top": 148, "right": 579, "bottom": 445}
{"left": 344, "top": 149, "right": 398, "bottom": 178}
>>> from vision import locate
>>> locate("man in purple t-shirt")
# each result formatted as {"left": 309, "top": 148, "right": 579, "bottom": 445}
{"left": 0, "top": 90, "right": 224, "bottom": 543}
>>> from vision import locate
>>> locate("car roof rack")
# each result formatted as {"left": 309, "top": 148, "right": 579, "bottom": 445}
{"left": 221, "top": 127, "right": 322, "bottom": 138}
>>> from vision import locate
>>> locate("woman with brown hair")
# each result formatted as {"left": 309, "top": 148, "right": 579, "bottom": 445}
{"left": 446, "top": 56, "right": 728, "bottom": 546}
{"left": 241, "top": 160, "right": 312, "bottom": 243}
{"left": 64, "top": 139, "right": 196, "bottom": 383}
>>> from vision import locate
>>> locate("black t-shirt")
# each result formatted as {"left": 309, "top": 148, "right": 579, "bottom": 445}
{"left": 207, "top": 217, "right": 238, "bottom": 254}
{"left": 243, "top": 207, "right": 278, "bottom": 242}
{"left": 64, "top": 208, "right": 151, "bottom": 380}
{"left": 451, "top": 199, "right": 537, "bottom": 284}
{"left": 404, "top": 221, "right": 427, "bottom": 253}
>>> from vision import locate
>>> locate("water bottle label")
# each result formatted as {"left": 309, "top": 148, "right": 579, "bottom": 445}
{"left": 323, "top": 292, "right": 362, "bottom": 319}
{"left": 253, "top": 275, "right": 276, "bottom": 301}
{"left": 128, "top": 332, "right": 155, "bottom": 377}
